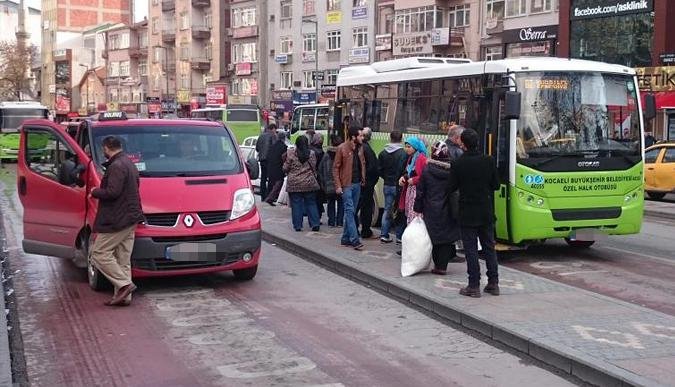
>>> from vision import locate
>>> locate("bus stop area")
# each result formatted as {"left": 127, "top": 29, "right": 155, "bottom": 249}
{"left": 259, "top": 203, "right": 675, "bottom": 387}
{"left": 644, "top": 198, "right": 675, "bottom": 221}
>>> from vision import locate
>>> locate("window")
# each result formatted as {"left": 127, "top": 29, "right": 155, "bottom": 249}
{"left": 353, "top": 0, "right": 366, "bottom": 6}
{"left": 139, "top": 59, "right": 148, "bottom": 76}
{"left": 152, "top": 17, "right": 159, "bottom": 34}
{"left": 205, "top": 44, "right": 212, "bottom": 60}
{"left": 232, "top": 42, "right": 258, "bottom": 63}
{"left": 644, "top": 148, "right": 660, "bottom": 163}
{"left": 303, "top": 71, "right": 315, "bottom": 89}
{"left": 303, "top": 33, "right": 316, "bottom": 52}
{"left": 326, "top": 69, "right": 339, "bottom": 84}
{"left": 154, "top": 47, "right": 162, "bottom": 62}
{"left": 530, "top": 0, "right": 551, "bottom": 13}
{"left": 384, "top": 12, "right": 394, "bottom": 33}
{"left": 180, "top": 43, "right": 189, "bottom": 60}
{"left": 486, "top": 0, "right": 505, "bottom": 20}
{"left": 327, "top": 30, "right": 341, "bottom": 51}
{"left": 281, "top": 71, "right": 293, "bottom": 89}
{"left": 281, "top": 1, "right": 292, "bottom": 19}
{"left": 484, "top": 46, "right": 503, "bottom": 60}
{"left": 205, "top": 13, "right": 212, "bottom": 28}
{"left": 180, "top": 72, "right": 189, "bottom": 89}
{"left": 394, "top": 6, "right": 442, "bottom": 33}
{"left": 109, "top": 87, "right": 118, "bottom": 101}
{"left": 180, "top": 12, "right": 189, "bottom": 30}
{"left": 119, "top": 61, "right": 130, "bottom": 76}
{"left": 327, "top": 0, "right": 340, "bottom": 11}
{"left": 231, "top": 78, "right": 256, "bottom": 95}
{"left": 109, "top": 62, "right": 120, "bottom": 77}
{"left": 120, "top": 88, "right": 130, "bottom": 103}
{"left": 25, "top": 130, "right": 76, "bottom": 185}
{"left": 303, "top": 0, "right": 315, "bottom": 16}
{"left": 109, "top": 34, "right": 120, "bottom": 50}
{"left": 139, "top": 31, "right": 148, "bottom": 48}
{"left": 120, "top": 33, "right": 130, "bottom": 48}
{"left": 280, "top": 36, "right": 293, "bottom": 53}
{"left": 449, "top": 4, "right": 470, "bottom": 27}
{"left": 352, "top": 27, "right": 368, "bottom": 47}
{"left": 664, "top": 148, "right": 675, "bottom": 163}
{"left": 505, "top": 0, "right": 526, "bottom": 16}
{"left": 232, "top": 7, "right": 257, "bottom": 27}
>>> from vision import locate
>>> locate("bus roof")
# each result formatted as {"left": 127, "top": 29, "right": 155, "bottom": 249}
{"left": 0, "top": 101, "right": 49, "bottom": 109}
{"left": 337, "top": 57, "right": 636, "bottom": 87}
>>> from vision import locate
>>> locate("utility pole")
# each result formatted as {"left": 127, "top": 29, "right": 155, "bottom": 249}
{"left": 79, "top": 64, "right": 89, "bottom": 113}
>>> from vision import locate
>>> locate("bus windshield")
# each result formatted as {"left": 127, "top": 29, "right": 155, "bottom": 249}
{"left": 92, "top": 125, "right": 242, "bottom": 177}
{"left": 227, "top": 109, "right": 258, "bottom": 122}
{"left": 191, "top": 109, "right": 223, "bottom": 121}
{"left": 515, "top": 72, "right": 641, "bottom": 159}
{"left": 0, "top": 108, "right": 49, "bottom": 132}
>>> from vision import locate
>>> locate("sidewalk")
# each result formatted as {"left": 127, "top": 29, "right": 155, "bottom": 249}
{"left": 644, "top": 199, "right": 675, "bottom": 221}
{"left": 260, "top": 203, "right": 675, "bottom": 387}
{"left": 0, "top": 233, "right": 12, "bottom": 386}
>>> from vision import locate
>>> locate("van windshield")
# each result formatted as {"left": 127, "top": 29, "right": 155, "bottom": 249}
{"left": 227, "top": 109, "right": 258, "bottom": 122}
{"left": 92, "top": 125, "right": 242, "bottom": 177}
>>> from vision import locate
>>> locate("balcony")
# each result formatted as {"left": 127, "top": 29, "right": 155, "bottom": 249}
{"left": 191, "top": 25, "right": 211, "bottom": 40}
{"left": 161, "top": 0, "right": 175, "bottom": 11}
{"left": 161, "top": 29, "right": 176, "bottom": 43}
{"left": 129, "top": 47, "right": 142, "bottom": 58}
{"left": 191, "top": 0, "right": 210, "bottom": 7}
{"left": 190, "top": 57, "right": 211, "bottom": 71}
{"left": 161, "top": 62, "right": 176, "bottom": 72}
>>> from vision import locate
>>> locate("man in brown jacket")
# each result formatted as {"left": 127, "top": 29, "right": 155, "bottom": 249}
{"left": 90, "top": 136, "right": 144, "bottom": 306}
{"left": 333, "top": 126, "right": 366, "bottom": 250}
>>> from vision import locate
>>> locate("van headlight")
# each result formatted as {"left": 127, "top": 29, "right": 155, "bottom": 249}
{"left": 230, "top": 188, "right": 255, "bottom": 220}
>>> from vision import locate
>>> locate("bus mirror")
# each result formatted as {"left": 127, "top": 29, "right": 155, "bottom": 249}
{"left": 644, "top": 94, "right": 657, "bottom": 121}
{"left": 504, "top": 91, "right": 521, "bottom": 120}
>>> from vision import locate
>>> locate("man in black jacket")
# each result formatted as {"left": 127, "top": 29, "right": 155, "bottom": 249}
{"left": 449, "top": 129, "right": 500, "bottom": 298}
{"left": 256, "top": 123, "right": 277, "bottom": 199}
{"left": 90, "top": 136, "right": 144, "bottom": 306}
{"left": 357, "top": 127, "right": 379, "bottom": 238}
{"left": 378, "top": 130, "right": 407, "bottom": 243}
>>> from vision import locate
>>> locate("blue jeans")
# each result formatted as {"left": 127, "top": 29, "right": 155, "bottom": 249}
{"left": 289, "top": 192, "right": 320, "bottom": 230}
{"left": 326, "top": 194, "right": 344, "bottom": 226}
{"left": 380, "top": 185, "right": 403, "bottom": 240}
{"left": 341, "top": 184, "right": 361, "bottom": 246}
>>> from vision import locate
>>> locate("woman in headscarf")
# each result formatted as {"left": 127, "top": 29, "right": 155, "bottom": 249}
{"left": 397, "top": 136, "right": 428, "bottom": 224}
{"left": 283, "top": 135, "right": 321, "bottom": 231}
{"left": 264, "top": 130, "right": 289, "bottom": 205}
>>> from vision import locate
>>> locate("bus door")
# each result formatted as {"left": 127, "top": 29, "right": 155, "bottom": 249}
{"left": 491, "top": 89, "right": 511, "bottom": 242}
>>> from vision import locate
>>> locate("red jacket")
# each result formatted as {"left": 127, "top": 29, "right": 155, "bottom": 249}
{"left": 398, "top": 153, "right": 427, "bottom": 210}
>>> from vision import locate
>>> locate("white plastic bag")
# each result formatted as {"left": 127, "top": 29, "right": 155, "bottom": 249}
{"left": 401, "top": 217, "right": 432, "bottom": 277}
{"left": 276, "top": 177, "right": 289, "bottom": 205}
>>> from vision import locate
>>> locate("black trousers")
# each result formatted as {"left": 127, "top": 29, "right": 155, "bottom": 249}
{"left": 432, "top": 243, "right": 457, "bottom": 271}
{"left": 358, "top": 184, "right": 375, "bottom": 237}
{"left": 259, "top": 161, "right": 269, "bottom": 199}
{"left": 461, "top": 224, "right": 499, "bottom": 287}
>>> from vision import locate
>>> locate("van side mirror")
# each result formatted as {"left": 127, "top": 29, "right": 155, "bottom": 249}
{"left": 644, "top": 94, "right": 657, "bottom": 121}
{"left": 504, "top": 91, "right": 521, "bottom": 120}
{"left": 245, "top": 157, "right": 259, "bottom": 180}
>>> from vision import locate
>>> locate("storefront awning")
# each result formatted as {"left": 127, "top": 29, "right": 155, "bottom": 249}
{"left": 641, "top": 91, "right": 675, "bottom": 110}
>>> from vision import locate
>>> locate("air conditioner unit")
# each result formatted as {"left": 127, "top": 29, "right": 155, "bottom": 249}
{"left": 270, "top": 83, "right": 275, "bottom": 90}
{"left": 269, "top": 14, "right": 275, "bottom": 21}
{"left": 227, "top": 63, "right": 235, "bottom": 71}
{"left": 226, "top": 28, "right": 233, "bottom": 37}
{"left": 293, "top": 81, "right": 302, "bottom": 88}
{"left": 269, "top": 49, "right": 275, "bottom": 56}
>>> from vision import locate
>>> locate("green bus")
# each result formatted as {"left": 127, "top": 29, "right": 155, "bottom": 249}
{"left": 0, "top": 101, "right": 50, "bottom": 160}
{"left": 190, "top": 104, "right": 264, "bottom": 144}
{"left": 335, "top": 57, "right": 655, "bottom": 248}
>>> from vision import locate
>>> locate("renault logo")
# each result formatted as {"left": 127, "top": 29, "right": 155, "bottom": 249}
{"left": 183, "top": 214, "right": 195, "bottom": 228}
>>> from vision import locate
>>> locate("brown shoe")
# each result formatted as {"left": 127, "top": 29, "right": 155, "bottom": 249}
{"left": 459, "top": 286, "right": 481, "bottom": 298}
{"left": 107, "top": 283, "right": 137, "bottom": 306}
{"left": 484, "top": 283, "right": 500, "bottom": 296}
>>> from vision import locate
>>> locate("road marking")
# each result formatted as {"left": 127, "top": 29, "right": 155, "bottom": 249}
{"left": 558, "top": 270, "right": 607, "bottom": 276}
{"left": 601, "top": 246, "right": 675, "bottom": 267}
{"left": 171, "top": 312, "right": 248, "bottom": 327}
{"left": 572, "top": 325, "right": 645, "bottom": 349}
{"left": 189, "top": 330, "right": 276, "bottom": 346}
{"left": 530, "top": 262, "right": 566, "bottom": 270}
{"left": 632, "top": 322, "right": 675, "bottom": 340}
{"left": 156, "top": 299, "right": 232, "bottom": 311}
{"left": 217, "top": 357, "right": 316, "bottom": 379}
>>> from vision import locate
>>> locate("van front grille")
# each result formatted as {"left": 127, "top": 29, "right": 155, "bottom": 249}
{"left": 144, "top": 213, "right": 179, "bottom": 227}
{"left": 198, "top": 211, "right": 231, "bottom": 225}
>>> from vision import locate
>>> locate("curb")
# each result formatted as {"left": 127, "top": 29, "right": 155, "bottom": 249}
{"left": 644, "top": 209, "right": 675, "bottom": 221}
{"left": 0, "top": 235, "right": 12, "bottom": 386}
{"left": 263, "top": 230, "right": 657, "bottom": 387}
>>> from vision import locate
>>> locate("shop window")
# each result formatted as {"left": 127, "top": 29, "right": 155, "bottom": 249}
{"left": 484, "top": 46, "right": 503, "bottom": 60}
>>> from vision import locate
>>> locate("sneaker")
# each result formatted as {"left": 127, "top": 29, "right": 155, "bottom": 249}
{"left": 459, "top": 286, "right": 481, "bottom": 298}
{"left": 311, "top": 226, "right": 320, "bottom": 232}
{"left": 353, "top": 242, "right": 365, "bottom": 251}
{"left": 380, "top": 237, "right": 393, "bottom": 244}
{"left": 484, "top": 283, "right": 500, "bottom": 296}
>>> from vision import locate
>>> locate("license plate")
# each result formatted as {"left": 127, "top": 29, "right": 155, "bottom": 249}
{"left": 569, "top": 228, "right": 607, "bottom": 242}
{"left": 165, "top": 243, "right": 218, "bottom": 261}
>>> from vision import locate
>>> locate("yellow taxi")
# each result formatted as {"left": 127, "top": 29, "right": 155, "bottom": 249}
{"left": 644, "top": 143, "right": 675, "bottom": 199}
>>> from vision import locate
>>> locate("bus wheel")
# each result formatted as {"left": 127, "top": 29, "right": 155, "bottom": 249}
{"left": 646, "top": 191, "right": 666, "bottom": 200}
{"left": 82, "top": 234, "right": 112, "bottom": 291}
{"left": 564, "top": 238, "right": 595, "bottom": 249}
{"left": 233, "top": 265, "right": 258, "bottom": 281}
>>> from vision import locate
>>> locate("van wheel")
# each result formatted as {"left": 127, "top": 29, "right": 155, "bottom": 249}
{"left": 646, "top": 191, "right": 666, "bottom": 200}
{"left": 564, "top": 238, "right": 595, "bottom": 249}
{"left": 83, "top": 234, "right": 112, "bottom": 291}
{"left": 233, "top": 265, "right": 258, "bottom": 281}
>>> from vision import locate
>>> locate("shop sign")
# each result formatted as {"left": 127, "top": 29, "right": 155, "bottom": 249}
{"left": 327, "top": 11, "right": 341, "bottom": 24}
{"left": 236, "top": 62, "right": 252, "bottom": 75}
{"left": 302, "top": 52, "right": 316, "bottom": 63}
{"left": 321, "top": 84, "right": 336, "bottom": 98}
{"left": 119, "top": 103, "right": 137, "bottom": 113}
{"left": 348, "top": 47, "right": 370, "bottom": 64}
{"left": 177, "top": 90, "right": 191, "bottom": 103}
{"left": 272, "top": 90, "right": 293, "bottom": 100}
{"left": 275, "top": 54, "right": 289, "bottom": 64}
{"left": 55, "top": 95, "right": 70, "bottom": 114}
{"left": 53, "top": 49, "right": 67, "bottom": 59}
{"left": 393, "top": 32, "right": 432, "bottom": 56}
{"left": 106, "top": 102, "right": 118, "bottom": 111}
{"left": 660, "top": 53, "right": 675, "bottom": 65}
{"left": 206, "top": 86, "right": 226, "bottom": 104}
{"left": 431, "top": 28, "right": 450, "bottom": 46}
{"left": 190, "top": 98, "right": 199, "bottom": 110}
{"left": 148, "top": 103, "right": 161, "bottom": 114}
{"left": 636, "top": 67, "right": 675, "bottom": 92}
{"left": 271, "top": 100, "right": 293, "bottom": 112}
{"left": 161, "top": 100, "right": 177, "bottom": 112}
{"left": 232, "top": 26, "right": 258, "bottom": 38}
{"left": 352, "top": 6, "right": 367, "bottom": 19}
{"left": 571, "top": 0, "right": 653, "bottom": 20}
{"left": 506, "top": 41, "right": 553, "bottom": 57}
{"left": 48, "top": 84, "right": 56, "bottom": 94}
{"left": 250, "top": 79, "right": 258, "bottom": 96}
{"left": 293, "top": 91, "right": 317, "bottom": 105}
{"left": 376, "top": 34, "right": 392, "bottom": 51}
{"left": 502, "top": 25, "right": 558, "bottom": 43}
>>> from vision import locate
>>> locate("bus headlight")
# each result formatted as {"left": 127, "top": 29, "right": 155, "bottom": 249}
{"left": 519, "top": 189, "right": 546, "bottom": 208}
{"left": 536, "top": 198, "right": 545, "bottom": 206}
{"left": 231, "top": 188, "right": 255, "bottom": 220}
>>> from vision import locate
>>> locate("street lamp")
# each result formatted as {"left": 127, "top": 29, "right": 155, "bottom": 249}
{"left": 78, "top": 63, "right": 89, "bottom": 114}
{"left": 302, "top": 18, "right": 319, "bottom": 103}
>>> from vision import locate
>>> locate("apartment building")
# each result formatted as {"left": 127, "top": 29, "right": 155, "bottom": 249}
{"left": 103, "top": 21, "right": 150, "bottom": 117}
{"left": 267, "top": 0, "right": 376, "bottom": 116}
{"left": 40, "top": 0, "right": 131, "bottom": 119}
{"left": 76, "top": 66, "right": 106, "bottom": 114}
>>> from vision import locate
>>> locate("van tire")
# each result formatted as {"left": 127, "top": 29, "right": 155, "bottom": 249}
{"left": 564, "top": 238, "right": 595, "bottom": 249}
{"left": 233, "top": 265, "right": 257, "bottom": 281}
{"left": 83, "top": 234, "right": 112, "bottom": 291}
{"left": 646, "top": 191, "right": 666, "bottom": 200}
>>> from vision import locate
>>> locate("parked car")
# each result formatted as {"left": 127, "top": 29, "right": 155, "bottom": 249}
{"left": 239, "top": 136, "right": 260, "bottom": 192}
{"left": 644, "top": 143, "right": 675, "bottom": 199}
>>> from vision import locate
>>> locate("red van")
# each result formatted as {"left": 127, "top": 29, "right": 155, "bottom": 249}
{"left": 17, "top": 112, "right": 261, "bottom": 289}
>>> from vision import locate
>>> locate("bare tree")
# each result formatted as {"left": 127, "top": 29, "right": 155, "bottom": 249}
{"left": 0, "top": 41, "right": 37, "bottom": 101}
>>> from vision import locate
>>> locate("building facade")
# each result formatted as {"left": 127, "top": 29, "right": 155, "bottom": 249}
{"left": 77, "top": 65, "right": 106, "bottom": 114}
{"left": 40, "top": 0, "right": 132, "bottom": 118}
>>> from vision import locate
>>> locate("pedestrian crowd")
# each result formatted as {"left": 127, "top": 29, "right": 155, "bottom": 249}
{"left": 256, "top": 122, "right": 501, "bottom": 298}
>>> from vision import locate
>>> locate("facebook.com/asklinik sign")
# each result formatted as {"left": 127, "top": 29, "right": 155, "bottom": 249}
{"left": 571, "top": 0, "right": 653, "bottom": 20}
